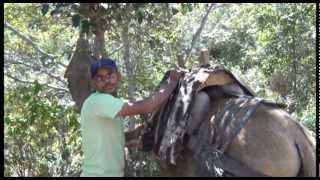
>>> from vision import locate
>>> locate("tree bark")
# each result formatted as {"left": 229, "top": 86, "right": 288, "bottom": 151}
{"left": 289, "top": 12, "right": 297, "bottom": 114}
{"left": 122, "top": 17, "right": 136, "bottom": 131}
{"left": 93, "top": 22, "right": 107, "bottom": 58}
{"left": 64, "top": 3, "right": 109, "bottom": 112}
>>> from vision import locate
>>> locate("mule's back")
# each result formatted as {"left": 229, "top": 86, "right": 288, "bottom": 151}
{"left": 201, "top": 97, "right": 315, "bottom": 176}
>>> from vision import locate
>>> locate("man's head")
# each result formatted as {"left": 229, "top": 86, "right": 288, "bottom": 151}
{"left": 90, "top": 58, "right": 121, "bottom": 95}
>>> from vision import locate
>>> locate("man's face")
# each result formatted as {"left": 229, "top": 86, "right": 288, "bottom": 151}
{"left": 93, "top": 67, "right": 121, "bottom": 95}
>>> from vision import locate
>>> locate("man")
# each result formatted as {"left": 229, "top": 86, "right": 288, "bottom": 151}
{"left": 80, "top": 57, "right": 180, "bottom": 177}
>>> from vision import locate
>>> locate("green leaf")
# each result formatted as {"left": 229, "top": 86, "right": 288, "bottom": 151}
{"left": 80, "top": 19, "right": 90, "bottom": 33}
{"left": 116, "top": 13, "right": 122, "bottom": 23}
{"left": 180, "top": 4, "right": 188, "bottom": 15}
{"left": 50, "top": 9, "right": 58, "bottom": 16}
{"left": 187, "top": 4, "right": 193, "bottom": 12}
{"left": 71, "top": 14, "right": 81, "bottom": 28}
{"left": 41, "top": 4, "right": 50, "bottom": 16}
{"left": 149, "top": 40, "right": 155, "bottom": 49}
{"left": 137, "top": 11, "right": 144, "bottom": 24}
{"left": 55, "top": 3, "right": 66, "bottom": 9}
{"left": 4, "top": 116, "right": 11, "bottom": 124}
{"left": 171, "top": 7, "right": 179, "bottom": 15}
{"left": 61, "top": 146, "right": 70, "bottom": 161}
{"left": 33, "top": 80, "right": 42, "bottom": 95}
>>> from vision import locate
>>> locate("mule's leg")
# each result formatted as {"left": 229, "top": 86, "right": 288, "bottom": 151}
{"left": 186, "top": 91, "right": 211, "bottom": 151}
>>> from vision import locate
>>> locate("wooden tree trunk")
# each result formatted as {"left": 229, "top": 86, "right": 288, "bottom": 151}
{"left": 121, "top": 19, "right": 136, "bottom": 131}
{"left": 64, "top": 3, "right": 107, "bottom": 112}
{"left": 120, "top": 5, "right": 141, "bottom": 177}
{"left": 93, "top": 27, "right": 107, "bottom": 58}
{"left": 64, "top": 32, "right": 95, "bottom": 112}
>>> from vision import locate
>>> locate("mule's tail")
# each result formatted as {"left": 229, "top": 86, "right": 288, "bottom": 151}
{"left": 294, "top": 121, "right": 316, "bottom": 177}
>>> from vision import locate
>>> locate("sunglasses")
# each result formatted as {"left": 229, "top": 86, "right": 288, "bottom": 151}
{"left": 94, "top": 73, "right": 117, "bottom": 82}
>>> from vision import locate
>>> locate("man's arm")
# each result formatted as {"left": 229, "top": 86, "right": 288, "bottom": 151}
{"left": 117, "top": 81, "right": 177, "bottom": 117}
{"left": 117, "top": 70, "right": 180, "bottom": 117}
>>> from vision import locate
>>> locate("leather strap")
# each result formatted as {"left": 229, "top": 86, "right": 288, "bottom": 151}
{"left": 190, "top": 97, "right": 268, "bottom": 177}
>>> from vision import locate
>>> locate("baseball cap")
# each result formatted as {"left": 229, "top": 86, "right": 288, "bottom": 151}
{"left": 90, "top": 57, "right": 118, "bottom": 78}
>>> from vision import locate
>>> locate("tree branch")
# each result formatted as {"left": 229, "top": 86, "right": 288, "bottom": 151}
{"left": 109, "top": 45, "right": 123, "bottom": 56}
{"left": 5, "top": 58, "right": 67, "bottom": 86}
{"left": 5, "top": 73, "right": 69, "bottom": 93}
{"left": 56, "top": 61, "right": 68, "bottom": 68}
{"left": 122, "top": 15, "right": 136, "bottom": 131}
{"left": 184, "top": 3, "right": 221, "bottom": 63}
{"left": 4, "top": 21, "right": 56, "bottom": 60}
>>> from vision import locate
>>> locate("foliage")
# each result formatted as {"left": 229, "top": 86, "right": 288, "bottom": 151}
{"left": 203, "top": 3, "right": 316, "bottom": 118}
{"left": 4, "top": 83, "right": 81, "bottom": 176}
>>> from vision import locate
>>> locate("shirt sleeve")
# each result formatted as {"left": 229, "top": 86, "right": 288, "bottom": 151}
{"left": 93, "top": 93, "right": 125, "bottom": 119}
